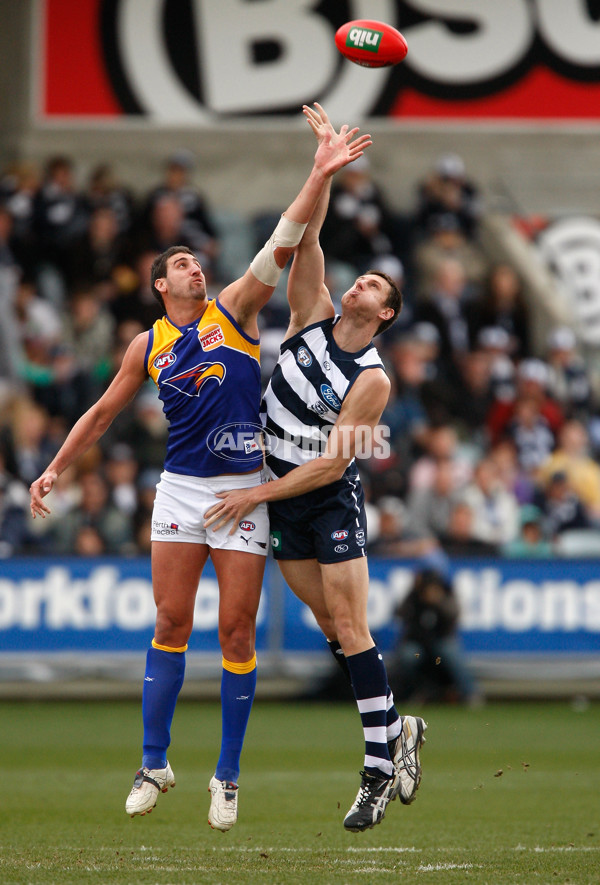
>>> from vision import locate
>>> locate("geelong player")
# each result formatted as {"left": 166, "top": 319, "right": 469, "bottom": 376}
{"left": 205, "top": 104, "right": 426, "bottom": 832}
{"left": 29, "top": 114, "right": 372, "bottom": 832}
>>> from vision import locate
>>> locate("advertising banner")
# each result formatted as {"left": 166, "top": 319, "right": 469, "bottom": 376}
{"left": 1, "top": 557, "right": 599, "bottom": 655}
{"left": 37, "top": 0, "right": 600, "bottom": 124}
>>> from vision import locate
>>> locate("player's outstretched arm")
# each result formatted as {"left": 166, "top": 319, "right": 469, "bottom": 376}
{"left": 218, "top": 104, "right": 372, "bottom": 334}
{"left": 29, "top": 333, "right": 149, "bottom": 518}
{"left": 203, "top": 369, "right": 390, "bottom": 533}
{"left": 286, "top": 103, "right": 372, "bottom": 337}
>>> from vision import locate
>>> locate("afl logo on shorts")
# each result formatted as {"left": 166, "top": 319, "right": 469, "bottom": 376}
{"left": 331, "top": 530, "right": 349, "bottom": 541}
{"left": 153, "top": 352, "right": 176, "bottom": 370}
{"left": 297, "top": 346, "right": 312, "bottom": 367}
{"left": 320, "top": 384, "right": 341, "bottom": 411}
{"left": 334, "top": 544, "right": 349, "bottom": 554}
{"left": 239, "top": 521, "right": 256, "bottom": 532}
{"left": 198, "top": 324, "right": 224, "bottom": 351}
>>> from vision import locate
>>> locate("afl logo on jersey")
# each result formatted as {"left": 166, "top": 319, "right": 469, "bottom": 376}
{"left": 297, "top": 346, "right": 312, "bottom": 367}
{"left": 331, "top": 530, "right": 349, "bottom": 541}
{"left": 198, "top": 324, "right": 224, "bottom": 351}
{"left": 153, "top": 352, "right": 177, "bottom": 370}
{"left": 320, "top": 384, "right": 341, "bottom": 411}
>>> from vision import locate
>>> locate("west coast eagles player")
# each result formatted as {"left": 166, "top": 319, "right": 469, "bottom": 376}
{"left": 29, "top": 111, "right": 372, "bottom": 831}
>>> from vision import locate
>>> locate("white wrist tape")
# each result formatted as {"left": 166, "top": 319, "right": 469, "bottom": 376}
{"left": 250, "top": 214, "right": 308, "bottom": 287}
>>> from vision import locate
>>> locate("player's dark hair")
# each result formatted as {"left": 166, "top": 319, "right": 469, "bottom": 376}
{"left": 150, "top": 245, "right": 196, "bottom": 310}
{"left": 366, "top": 269, "right": 403, "bottom": 336}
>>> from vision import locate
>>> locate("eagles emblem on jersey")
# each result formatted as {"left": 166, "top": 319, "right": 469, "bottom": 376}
{"left": 164, "top": 361, "right": 226, "bottom": 397}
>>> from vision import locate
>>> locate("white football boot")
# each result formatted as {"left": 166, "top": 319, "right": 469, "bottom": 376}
{"left": 208, "top": 775, "right": 239, "bottom": 831}
{"left": 125, "top": 761, "right": 175, "bottom": 817}
{"left": 389, "top": 716, "right": 427, "bottom": 804}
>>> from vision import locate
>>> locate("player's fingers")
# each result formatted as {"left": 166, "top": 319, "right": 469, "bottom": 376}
{"left": 313, "top": 101, "right": 329, "bottom": 121}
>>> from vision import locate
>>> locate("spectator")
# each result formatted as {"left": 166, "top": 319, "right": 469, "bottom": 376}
{"left": 108, "top": 249, "right": 163, "bottom": 328}
{"left": 413, "top": 211, "right": 488, "bottom": 299}
{"left": 454, "top": 348, "right": 494, "bottom": 436}
{"left": 84, "top": 163, "right": 135, "bottom": 236}
{"left": 414, "top": 257, "right": 473, "bottom": 388}
{"left": 368, "top": 496, "right": 443, "bottom": 562}
{"left": 488, "top": 358, "right": 564, "bottom": 447}
{"left": 537, "top": 419, "right": 600, "bottom": 521}
{"left": 438, "top": 500, "right": 500, "bottom": 557}
{"left": 536, "top": 470, "right": 592, "bottom": 539}
{"left": 459, "top": 455, "right": 520, "bottom": 546}
{"left": 489, "top": 438, "right": 536, "bottom": 505}
{"left": 475, "top": 326, "right": 516, "bottom": 404}
{"left": 389, "top": 568, "right": 479, "bottom": 704}
{"left": 505, "top": 394, "right": 556, "bottom": 475}
{"left": 48, "top": 469, "right": 134, "bottom": 555}
{"left": 0, "top": 453, "right": 31, "bottom": 557}
{"left": 143, "top": 150, "right": 219, "bottom": 276}
{"left": 408, "top": 423, "right": 473, "bottom": 496}
{"left": 0, "top": 160, "right": 40, "bottom": 270}
{"left": 66, "top": 205, "right": 130, "bottom": 291}
{"left": 104, "top": 442, "right": 139, "bottom": 516}
{"left": 545, "top": 326, "right": 592, "bottom": 419}
{"left": 415, "top": 152, "right": 482, "bottom": 240}
{"left": 503, "top": 504, "right": 553, "bottom": 558}
{"left": 32, "top": 155, "right": 88, "bottom": 294}
{"left": 466, "top": 263, "right": 531, "bottom": 358}
{"left": 63, "top": 287, "right": 116, "bottom": 416}
{"left": 320, "top": 155, "right": 404, "bottom": 272}
{"left": 408, "top": 458, "right": 461, "bottom": 539}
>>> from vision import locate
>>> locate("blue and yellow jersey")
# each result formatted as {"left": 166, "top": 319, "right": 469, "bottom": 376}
{"left": 145, "top": 299, "right": 263, "bottom": 477}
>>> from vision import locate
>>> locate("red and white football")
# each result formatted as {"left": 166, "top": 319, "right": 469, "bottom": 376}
{"left": 335, "top": 20, "right": 408, "bottom": 68}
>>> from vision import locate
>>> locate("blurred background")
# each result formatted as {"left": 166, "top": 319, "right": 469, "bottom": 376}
{"left": 1, "top": 0, "right": 600, "bottom": 703}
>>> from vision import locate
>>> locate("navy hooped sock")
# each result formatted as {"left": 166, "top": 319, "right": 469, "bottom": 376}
{"left": 327, "top": 639, "right": 351, "bottom": 682}
{"left": 345, "top": 645, "right": 393, "bottom": 778}
{"left": 328, "top": 639, "right": 401, "bottom": 741}
{"left": 141, "top": 645, "right": 186, "bottom": 771}
{"left": 215, "top": 656, "right": 257, "bottom": 784}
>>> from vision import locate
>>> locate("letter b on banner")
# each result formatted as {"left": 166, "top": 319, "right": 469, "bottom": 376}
{"left": 198, "top": 0, "right": 336, "bottom": 112}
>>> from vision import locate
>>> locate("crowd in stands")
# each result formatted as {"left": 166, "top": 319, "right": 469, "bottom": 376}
{"left": 1, "top": 147, "right": 599, "bottom": 562}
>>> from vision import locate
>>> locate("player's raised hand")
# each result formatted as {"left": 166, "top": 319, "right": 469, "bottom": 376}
{"left": 303, "top": 102, "right": 372, "bottom": 177}
{"left": 29, "top": 469, "right": 57, "bottom": 519}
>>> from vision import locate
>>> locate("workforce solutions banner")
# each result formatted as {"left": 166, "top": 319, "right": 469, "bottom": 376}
{"left": 1, "top": 557, "right": 599, "bottom": 655}
{"left": 36, "top": 0, "right": 600, "bottom": 124}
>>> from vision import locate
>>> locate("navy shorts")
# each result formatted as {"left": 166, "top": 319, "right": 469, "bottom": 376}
{"left": 268, "top": 472, "right": 367, "bottom": 564}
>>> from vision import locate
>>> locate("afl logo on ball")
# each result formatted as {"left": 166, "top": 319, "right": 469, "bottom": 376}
{"left": 153, "top": 352, "right": 176, "bottom": 370}
{"left": 199, "top": 324, "right": 224, "bottom": 351}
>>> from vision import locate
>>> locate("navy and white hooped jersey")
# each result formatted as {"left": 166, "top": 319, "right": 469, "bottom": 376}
{"left": 146, "top": 299, "right": 263, "bottom": 477}
{"left": 261, "top": 316, "right": 385, "bottom": 479}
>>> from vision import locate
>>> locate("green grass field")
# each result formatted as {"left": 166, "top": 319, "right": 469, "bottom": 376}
{"left": 0, "top": 698, "right": 598, "bottom": 884}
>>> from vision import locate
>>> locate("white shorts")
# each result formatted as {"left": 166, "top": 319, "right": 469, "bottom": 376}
{"left": 151, "top": 469, "right": 269, "bottom": 556}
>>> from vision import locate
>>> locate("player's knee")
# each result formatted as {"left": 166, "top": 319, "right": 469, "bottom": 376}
{"left": 218, "top": 619, "right": 255, "bottom": 661}
{"left": 155, "top": 608, "right": 193, "bottom": 647}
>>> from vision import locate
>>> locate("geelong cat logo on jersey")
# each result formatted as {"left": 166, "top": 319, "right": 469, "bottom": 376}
{"left": 153, "top": 352, "right": 177, "bottom": 370}
{"left": 320, "top": 384, "right": 341, "bottom": 411}
{"left": 164, "top": 361, "right": 226, "bottom": 396}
